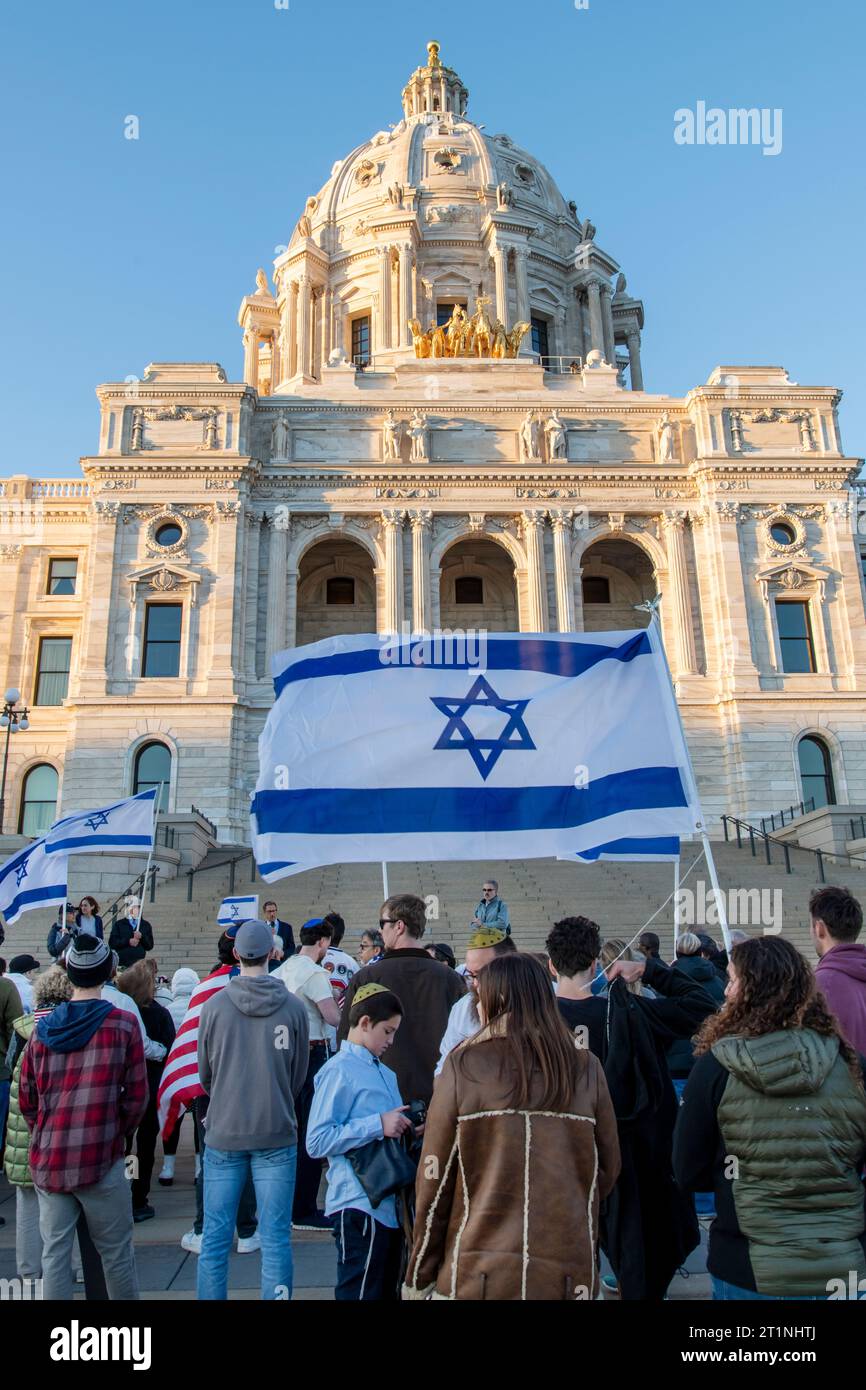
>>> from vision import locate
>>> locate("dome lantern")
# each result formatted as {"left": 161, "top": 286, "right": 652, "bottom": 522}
{"left": 401, "top": 41, "right": 468, "bottom": 120}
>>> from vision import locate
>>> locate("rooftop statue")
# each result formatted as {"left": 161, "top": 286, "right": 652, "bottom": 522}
{"left": 408, "top": 298, "right": 529, "bottom": 360}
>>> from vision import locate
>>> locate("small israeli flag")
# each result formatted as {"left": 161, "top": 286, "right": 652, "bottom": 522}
{"left": 251, "top": 627, "right": 701, "bottom": 880}
{"left": 44, "top": 788, "right": 157, "bottom": 856}
{"left": 0, "top": 837, "right": 68, "bottom": 926}
{"left": 217, "top": 895, "right": 259, "bottom": 927}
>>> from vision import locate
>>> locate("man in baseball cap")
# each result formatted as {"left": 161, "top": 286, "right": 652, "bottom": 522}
{"left": 196, "top": 922, "right": 310, "bottom": 1300}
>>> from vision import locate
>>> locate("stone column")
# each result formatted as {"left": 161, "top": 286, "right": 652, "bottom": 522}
{"left": 242, "top": 329, "right": 259, "bottom": 388}
{"left": 661, "top": 510, "right": 699, "bottom": 676}
{"left": 322, "top": 285, "right": 332, "bottom": 364}
{"left": 77, "top": 500, "right": 121, "bottom": 694}
{"left": 409, "top": 510, "right": 433, "bottom": 633}
{"left": 297, "top": 275, "right": 311, "bottom": 380}
{"left": 269, "top": 331, "right": 281, "bottom": 392}
{"left": 285, "top": 564, "right": 299, "bottom": 651}
{"left": 378, "top": 247, "right": 393, "bottom": 350}
{"left": 601, "top": 285, "right": 615, "bottom": 368}
{"left": 265, "top": 513, "right": 289, "bottom": 663}
{"left": 514, "top": 247, "right": 530, "bottom": 327}
{"left": 492, "top": 245, "right": 509, "bottom": 325}
{"left": 243, "top": 512, "right": 262, "bottom": 679}
{"left": 585, "top": 279, "right": 605, "bottom": 356}
{"left": 626, "top": 329, "right": 644, "bottom": 391}
{"left": 379, "top": 509, "right": 405, "bottom": 634}
{"left": 550, "top": 509, "right": 576, "bottom": 632}
{"left": 398, "top": 244, "right": 414, "bottom": 347}
{"left": 521, "top": 510, "right": 549, "bottom": 631}
{"left": 288, "top": 281, "right": 299, "bottom": 379}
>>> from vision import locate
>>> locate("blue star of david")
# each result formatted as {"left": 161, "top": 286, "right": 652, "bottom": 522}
{"left": 431, "top": 675, "right": 535, "bottom": 781}
{"left": 84, "top": 808, "right": 111, "bottom": 832}
{"left": 229, "top": 904, "right": 240, "bottom": 919}
{"left": 15, "top": 860, "right": 29, "bottom": 888}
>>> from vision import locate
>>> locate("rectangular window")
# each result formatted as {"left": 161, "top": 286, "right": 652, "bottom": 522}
{"left": 143, "top": 604, "right": 182, "bottom": 677}
{"left": 47, "top": 558, "right": 78, "bottom": 595}
{"left": 351, "top": 316, "right": 370, "bottom": 366}
{"left": 776, "top": 600, "right": 816, "bottom": 673}
{"left": 531, "top": 316, "right": 550, "bottom": 360}
{"left": 582, "top": 576, "right": 611, "bottom": 604}
{"left": 35, "top": 637, "right": 72, "bottom": 705}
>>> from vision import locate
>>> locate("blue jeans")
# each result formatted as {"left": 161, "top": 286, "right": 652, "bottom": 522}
{"left": 712, "top": 1277, "right": 827, "bottom": 1301}
{"left": 198, "top": 1146, "right": 296, "bottom": 1301}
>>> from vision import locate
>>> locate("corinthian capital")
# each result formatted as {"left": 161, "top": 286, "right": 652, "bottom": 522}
{"left": 549, "top": 508, "right": 574, "bottom": 534}
{"left": 379, "top": 508, "right": 406, "bottom": 531}
{"left": 408, "top": 508, "right": 433, "bottom": 532}
{"left": 661, "top": 509, "right": 689, "bottom": 531}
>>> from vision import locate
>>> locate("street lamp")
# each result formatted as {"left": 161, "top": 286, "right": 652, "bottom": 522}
{"left": 0, "top": 687, "right": 31, "bottom": 835}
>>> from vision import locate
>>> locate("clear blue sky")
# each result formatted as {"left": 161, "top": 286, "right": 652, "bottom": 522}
{"left": 1, "top": 0, "right": 863, "bottom": 477}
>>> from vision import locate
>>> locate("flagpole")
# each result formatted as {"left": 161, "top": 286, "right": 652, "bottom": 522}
{"left": 139, "top": 784, "right": 162, "bottom": 908}
{"left": 381, "top": 862, "right": 389, "bottom": 900}
{"left": 638, "top": 602, "right": 731, "bottom": 953}
{"left": 673, "top": 854, "right": 680, "bottom": 953}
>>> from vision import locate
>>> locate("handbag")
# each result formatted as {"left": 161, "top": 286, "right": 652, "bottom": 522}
{"left": 347, "top": 1134, "right": 418, "bottom": 1209}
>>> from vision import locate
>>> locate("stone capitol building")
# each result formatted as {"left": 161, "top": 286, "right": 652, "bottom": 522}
{"left": 2, "top": 42, "right": 865, "bottom": 851}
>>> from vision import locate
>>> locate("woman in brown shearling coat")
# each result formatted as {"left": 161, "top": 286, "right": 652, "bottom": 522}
{"left": 404, "top": 953, "right": 621, "bottom": 1301}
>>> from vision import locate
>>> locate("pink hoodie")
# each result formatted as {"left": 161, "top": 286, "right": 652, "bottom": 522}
{"left": 815, "top": 943, "right": 866, "bottom": 1057}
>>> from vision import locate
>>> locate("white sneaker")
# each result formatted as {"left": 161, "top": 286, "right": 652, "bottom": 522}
{"left": 181, "top": 1230, "right": 202, "bottom": 1254}
{"left": 236, "top": 1233, "right": 261, "bottom": 1254}
{"left": 194, "top": 1155, "right": 201, "bottom": 1178}
{"left": 158, "top": 1156, "right": 175, "bottom": 1185}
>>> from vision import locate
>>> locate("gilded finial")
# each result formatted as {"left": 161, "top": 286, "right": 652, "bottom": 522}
{"left": 427, "top": 40, "right": 441, "bottom": 69}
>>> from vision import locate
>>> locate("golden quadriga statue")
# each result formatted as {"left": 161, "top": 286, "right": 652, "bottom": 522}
{"left": 409, "top": 297, "right": 530, "bottom": 360}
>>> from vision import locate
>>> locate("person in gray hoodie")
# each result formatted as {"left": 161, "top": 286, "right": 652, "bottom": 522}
{"left": 196, "top": 920, "right": 309, "bottom": 1301}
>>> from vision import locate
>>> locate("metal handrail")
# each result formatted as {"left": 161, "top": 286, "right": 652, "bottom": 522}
{"left": 103, "top": 864, "right": 159, "bottom": 928}
{"left": 184, "top": 847, "right": 257, "bottom": 902}
{"left": 189, "top": 804, "right": 217, "bottom": 838}
{"left": 721, "top": 813, "right": 866, "bottom": 883}
{"left": 759, "top": 798, "right": 815, "bottom": 834}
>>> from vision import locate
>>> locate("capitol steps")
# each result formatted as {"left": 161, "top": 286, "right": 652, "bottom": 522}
{"left": 6, "top": 840, "right": 861, "bottom": 976}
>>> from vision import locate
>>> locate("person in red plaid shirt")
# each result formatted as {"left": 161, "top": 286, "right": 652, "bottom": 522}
{"left": 19, "top": 933, "right": 148, "bottom": 1300}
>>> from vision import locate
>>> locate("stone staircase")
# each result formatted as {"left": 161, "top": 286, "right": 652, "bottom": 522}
{"left": 5, "top": 837, "right": 863, "bottom": 977}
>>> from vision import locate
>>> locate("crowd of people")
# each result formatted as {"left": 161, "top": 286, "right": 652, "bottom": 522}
{"left": 1, "top": 875, "right": 865, "bottom": 1302}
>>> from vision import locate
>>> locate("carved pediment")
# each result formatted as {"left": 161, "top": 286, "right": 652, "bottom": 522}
{"left": 754, "top": 557, "right": 830, "bottom": 603}
{"left": 127, "top": 562, "right": 202, "bottom": 606}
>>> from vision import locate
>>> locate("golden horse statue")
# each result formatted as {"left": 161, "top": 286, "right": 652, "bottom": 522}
{"left": 504, "top": 321, "right": 531, "bottom": 358}
{"left": 408, "top": 318, "right": 432, "bottom": 359}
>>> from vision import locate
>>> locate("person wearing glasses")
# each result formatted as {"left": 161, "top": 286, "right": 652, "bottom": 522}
{"left": 356, "top": 929, "right": 384, "bottom": 967}
{"left": 470, "top": 879, "right": 511, "bottom": 936}
{"left": 435, "top": 928, "right": 516, "bottom": 1077}
{"left": 337, "top": 895, "right": 466, "bottom": 1107}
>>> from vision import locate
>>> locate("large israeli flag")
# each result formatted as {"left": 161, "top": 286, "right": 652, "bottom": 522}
{"left": 0, "top": 837, "right": 68, "bottom": 926}
{"left": 559, "top": 836, "right": 682, "bottom": 864}
{"left": 251, "top": 627, "right": 702, "bottom": 881}
{"left": 44, "top": 788, "right": 157, "bottom": 856}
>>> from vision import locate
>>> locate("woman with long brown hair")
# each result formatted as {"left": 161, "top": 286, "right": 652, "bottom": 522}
{"left": 117, "top": 960, "right": 175, "bottom": 1222}
{"left": 403, "top": 953, "right": 620, "bottom": 1300}
{"left": 673, "top": 936, "right": 866, "bottom": 1300}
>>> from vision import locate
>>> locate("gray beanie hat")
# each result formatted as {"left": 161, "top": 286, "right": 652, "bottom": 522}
{"left": 65, "top": 934, "right": 115, "bottom": 987}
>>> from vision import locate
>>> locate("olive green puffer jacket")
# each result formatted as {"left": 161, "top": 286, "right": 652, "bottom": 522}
{"left": 714, "top": 1028, "right": 866, "bottom": 1296}
{"left": 3, "top": 1013, "right": 37, "bottom": 1188}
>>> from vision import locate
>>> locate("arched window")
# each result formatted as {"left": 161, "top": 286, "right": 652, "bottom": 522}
{"left": 797, "top": 736, "right": 836, "bottom": 810}
{"left": 133, "top": 742, "right": 171, "bottom": 813}
{"left": 18, "top": 764, "right": 59, "bottom": 836}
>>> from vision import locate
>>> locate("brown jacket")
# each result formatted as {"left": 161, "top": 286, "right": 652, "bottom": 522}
{"left": 405, "top": 1030, "right": 621, "bottom": 1300}
{"left": 337, "top": 948, "right": 466, "bottom": 1106}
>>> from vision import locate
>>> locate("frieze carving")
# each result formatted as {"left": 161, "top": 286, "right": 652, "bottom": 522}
{"left": 215, "top": 500, "right": 242, "bottom": 520}
{"left": 205, "top": 479, "right": 236, "bottom": 490}
{"left": 131, "top": 405, "right": 220, "bottom": 452}
{"left": 515, "top": 487, "right": 581, "bottom": 499}
{"left": 0, "top": 544, "right": 22, "bottom": 558}
{"left": 99, "top": 479, "right": 137, "bottom": 491}
{"left": 375, "top": 487, "right": 440, "bottom": 499}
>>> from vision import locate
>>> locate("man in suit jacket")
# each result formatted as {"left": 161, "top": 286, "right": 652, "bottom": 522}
{"left": 263, "top": 900, "right": 295, "bottom": 971}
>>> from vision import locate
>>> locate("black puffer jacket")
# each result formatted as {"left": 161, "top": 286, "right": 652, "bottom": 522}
{"left": 666, "top": 956, "right": 725, "bottom": 1077}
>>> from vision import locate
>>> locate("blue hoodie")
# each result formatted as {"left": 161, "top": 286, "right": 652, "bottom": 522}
{"left": 36, "top": 999, "right": 115, "bottom": 1053}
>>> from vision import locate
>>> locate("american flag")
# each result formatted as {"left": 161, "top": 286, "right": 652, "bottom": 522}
{"left": 157, "top": 965, "right": 233, "bottom": 1140}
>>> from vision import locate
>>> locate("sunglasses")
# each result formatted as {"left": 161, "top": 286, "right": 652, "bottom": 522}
{"left": 378, "top": 918, "right": 397, "bottom": 929}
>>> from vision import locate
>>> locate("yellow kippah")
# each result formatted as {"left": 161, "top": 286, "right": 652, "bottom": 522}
{"left": 467, "top": 927, "right": 506, "bottom": 949}
{"left": 354, "top": 982, "right": 390, "bottom": 1005}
